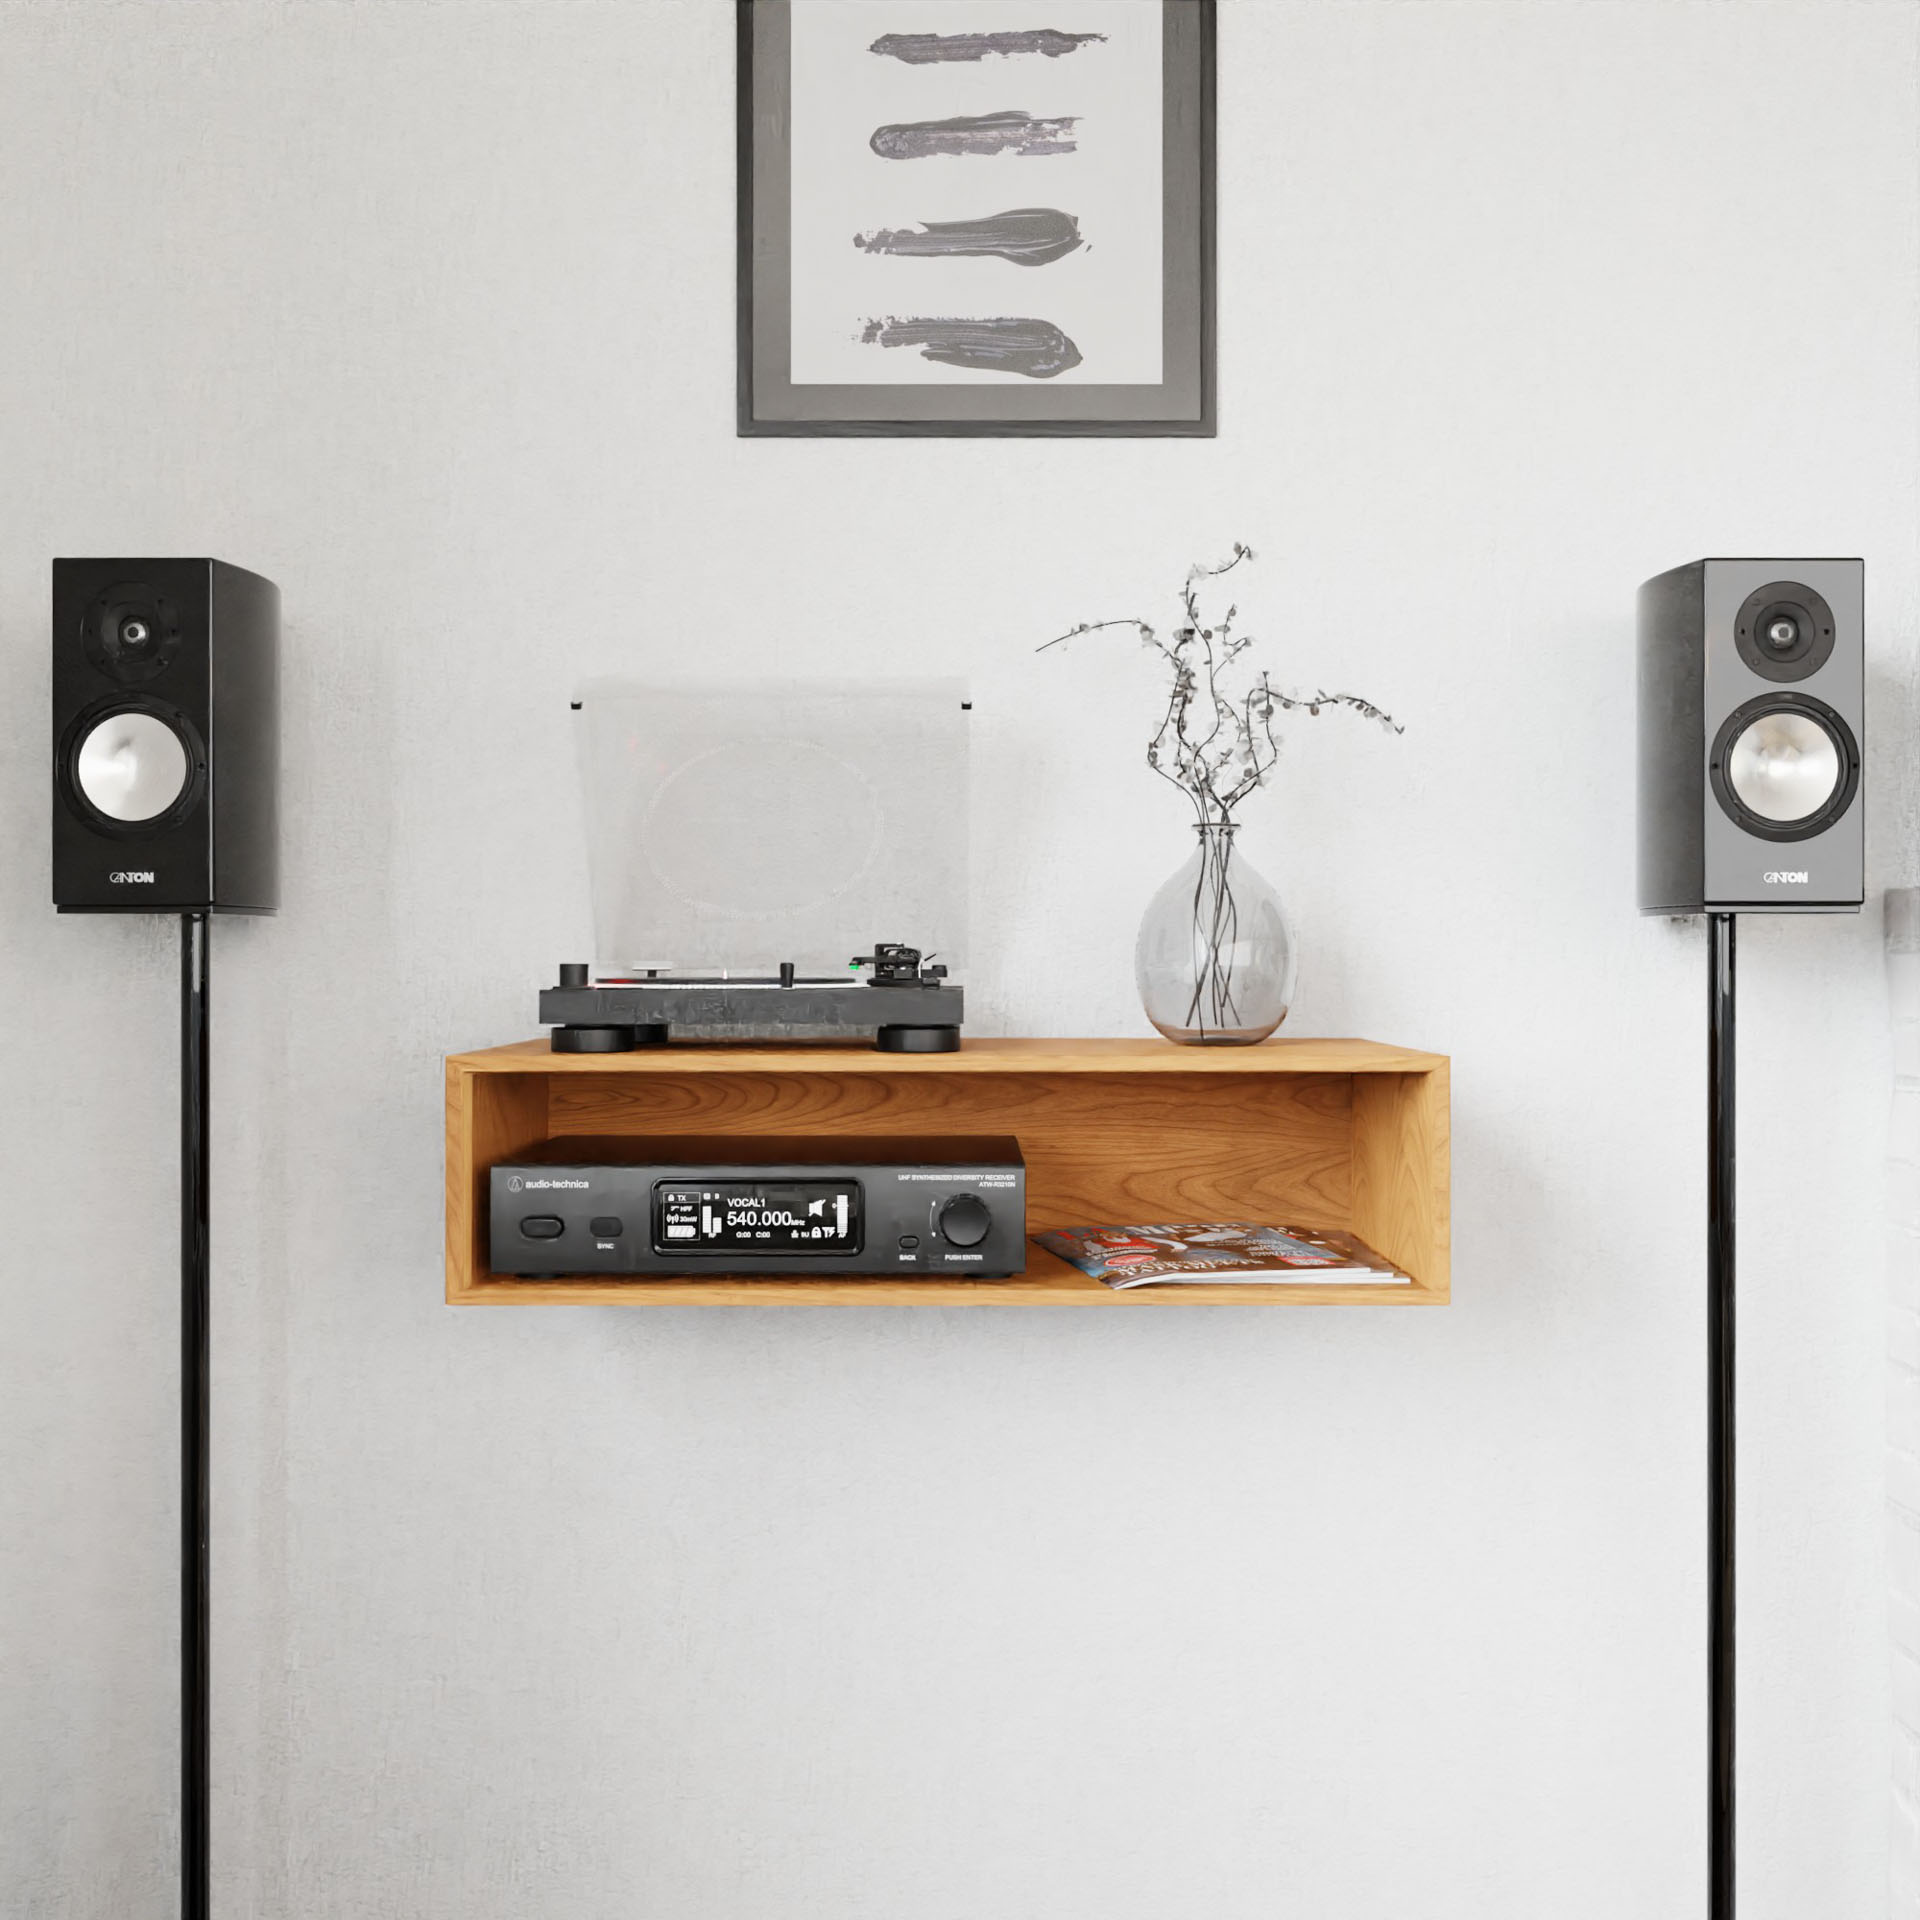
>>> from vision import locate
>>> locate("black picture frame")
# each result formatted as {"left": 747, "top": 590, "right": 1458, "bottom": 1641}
{"left": 737, "top": 0, "right": 1216, "bottom": 437}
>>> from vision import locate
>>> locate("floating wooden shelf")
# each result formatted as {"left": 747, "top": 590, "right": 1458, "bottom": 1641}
{"left": 444, "top": 1038, "right": 1449, "bottom": 1305}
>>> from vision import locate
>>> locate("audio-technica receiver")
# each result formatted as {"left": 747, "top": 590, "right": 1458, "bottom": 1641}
{"left": 490, "top": 1135, "right": 1025, "bottom": 1279}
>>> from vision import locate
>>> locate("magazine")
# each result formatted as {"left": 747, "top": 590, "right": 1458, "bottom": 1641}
{"left": 1032, "top": 1222, "right": 1413, "bottom": 1289}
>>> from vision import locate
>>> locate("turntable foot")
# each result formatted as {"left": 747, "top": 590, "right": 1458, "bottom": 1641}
{"left": 876, "top": 1025, "right": 961, "bottom": 1054}
{"left": 551, "top": 1024, "right": 669, "bottom": 1054}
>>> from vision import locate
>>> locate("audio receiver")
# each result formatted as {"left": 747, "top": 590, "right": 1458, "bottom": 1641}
{"left": 490, "top": 1135, "right": 1026, "bottom": 1279}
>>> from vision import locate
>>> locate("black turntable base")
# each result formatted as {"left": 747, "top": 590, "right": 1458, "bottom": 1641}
{"left": 539, "top": 943, "right": 963, "bottom": 1053}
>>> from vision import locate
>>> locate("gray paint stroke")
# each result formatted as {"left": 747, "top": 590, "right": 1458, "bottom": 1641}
{"left": 853, "top": 208, "right": 1084, "bottom": 268}
{"left": 870, "top": 111, "right": 1078, "bottom": 161}
{"left": 858, "top": 316, "right": 1083, "bottom": 379}
{"left": 869, "top": 29, "right": 1106, "bottom": 64}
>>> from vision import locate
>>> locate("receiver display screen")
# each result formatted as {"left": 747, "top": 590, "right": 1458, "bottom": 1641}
{"left": 653, "top": 1181, "right": 862, "bottom": 1255}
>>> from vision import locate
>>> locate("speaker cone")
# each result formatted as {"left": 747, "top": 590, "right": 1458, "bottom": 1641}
{"left": 1727, "top": 712, "right": 1837, "bottom": 820}
{"left": 74, "top": 710, "right": 190, "bottom": 821}
{"left": 1710, "top": 692, "right": 1858, "bottom": 842}
{"left": 59, "top": 699, "right": 206, "bottom": 835}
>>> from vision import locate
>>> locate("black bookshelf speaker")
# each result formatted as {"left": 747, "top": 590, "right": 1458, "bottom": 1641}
{"left": 1637, "top": 557, "right": 1863, "bottom": 914}
{"left": 51, "top": 558, "right": 279, "bottom": 913}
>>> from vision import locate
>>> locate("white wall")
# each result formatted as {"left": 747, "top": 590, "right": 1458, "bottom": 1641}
{"left": 1, "top": 3, "right": 1913, "bottom": 1916}
{"left": 1887, "top": 894, "right": 1920, "bottom": 1913}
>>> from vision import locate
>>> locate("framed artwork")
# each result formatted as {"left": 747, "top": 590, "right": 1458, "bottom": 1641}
{"left": 737, "top": 0, "right": 1215, "bottom": 437}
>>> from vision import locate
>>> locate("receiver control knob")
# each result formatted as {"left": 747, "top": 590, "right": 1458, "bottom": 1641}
{"left": 937, "top": 1194, "right": 992, "bottom": 1249}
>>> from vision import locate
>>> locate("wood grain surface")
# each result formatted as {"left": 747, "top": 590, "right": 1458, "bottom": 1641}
{"left": 453, "top": 1036, "right": 1446, "bottom": 1075}
{"left": 445, "top": 1039, "right": 1451, "bottom": 1307}
{"left": 455, "top": 1240, "right": 1444, "bottom": 1307}
{"left": 1351, "top": 1061, "right": 1451, "bottom": 1299}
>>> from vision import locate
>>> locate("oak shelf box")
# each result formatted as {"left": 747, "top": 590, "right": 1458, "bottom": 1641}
{"left": 445, "top": 1038, "right": 1450, "bottom": 1306}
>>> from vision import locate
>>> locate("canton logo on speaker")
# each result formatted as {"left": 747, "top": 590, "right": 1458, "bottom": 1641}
{"left": 1764, "top": 870, "right": 1810, "bottom": 885}
{"left": 108, "top": 870, "right": 156, "bottom": 884}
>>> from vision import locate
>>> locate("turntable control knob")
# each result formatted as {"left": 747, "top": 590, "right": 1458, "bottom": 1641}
{"left": 559, "top": 962, "right": 589, "bottom": 988}
{"left": 937, "top": 1194, "right": 992, "bottom": 1249}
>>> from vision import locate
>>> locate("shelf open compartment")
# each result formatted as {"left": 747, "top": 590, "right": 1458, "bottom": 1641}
{"left": 445, "top": 1038, "right": 1449, "bottom": 1305}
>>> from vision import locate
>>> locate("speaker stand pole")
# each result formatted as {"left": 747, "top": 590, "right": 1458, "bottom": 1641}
{"left": 181, "top": 912, "right": 211, "bottom": 1920}
{"left": 1708, "top": 910, "right": 1735, "bottom": 1920}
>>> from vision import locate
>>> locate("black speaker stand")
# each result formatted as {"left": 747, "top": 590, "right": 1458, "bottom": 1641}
{"left": 180, "top": 912, "right": 211, "bottom": 1920}
{"left": 1707, "top": 912, "right": 1735, "bottom": 1920}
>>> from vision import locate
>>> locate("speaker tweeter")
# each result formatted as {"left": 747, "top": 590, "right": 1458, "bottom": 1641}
{"left": 1732, "top": 580, "right": 1835, "bottom": 682}
{"left": 83, "top": 582, "right": 183, "bottom": 684}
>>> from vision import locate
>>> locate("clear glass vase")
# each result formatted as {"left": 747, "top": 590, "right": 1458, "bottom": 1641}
{"left": 1135, "top": 822, "right": 1297, "bottom": 1045}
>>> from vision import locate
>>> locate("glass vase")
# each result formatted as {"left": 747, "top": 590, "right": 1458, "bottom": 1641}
{"left": 1135, "top": 822, "right": 1297, "bottom": 1045}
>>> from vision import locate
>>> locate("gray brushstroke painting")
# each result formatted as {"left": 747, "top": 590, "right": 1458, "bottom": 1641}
{"left": 858, "top": 316, "right": 1083, "bottom": 379}
{"left": 869, "top": 29, "right": 1106, "bottom": 65}
{"left": 870, "top": 111, "right": 1078, "bottom": 161}
{"left": 854, "top": 208, "right": 1084, "bottom": 268}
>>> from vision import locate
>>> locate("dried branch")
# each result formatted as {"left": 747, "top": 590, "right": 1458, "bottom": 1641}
{"left": 1041, "top": 545, "right": 1401, "bottom": 826}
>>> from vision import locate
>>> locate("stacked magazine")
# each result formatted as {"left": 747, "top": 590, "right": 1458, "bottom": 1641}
{"left": 1032, "top": 1222, "right": 1412, "bottom": 1289}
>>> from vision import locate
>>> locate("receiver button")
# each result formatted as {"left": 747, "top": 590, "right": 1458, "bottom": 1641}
{"left": 519, "top": 1215, "right": 565, "bottom": 1240}
{"left": 936, "top": 1195, "right": 992, "bottom": 1249}
{"left": 589, "top": 1216, "right": 624, "bottom": 1238}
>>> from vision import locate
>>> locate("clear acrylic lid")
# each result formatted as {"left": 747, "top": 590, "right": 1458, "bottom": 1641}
{"left": 572, "top": 678, "right": 969, "bottom": 975}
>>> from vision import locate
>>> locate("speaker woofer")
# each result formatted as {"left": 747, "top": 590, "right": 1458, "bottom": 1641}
{"left": 59, "top": 700, "right": 206, "bottom": 834}
{"left": 1709, "top": 692, "right": 1858, "bottom": 842}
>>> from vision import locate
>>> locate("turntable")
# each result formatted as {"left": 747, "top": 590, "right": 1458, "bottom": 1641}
{"left": 540, "top": 942, "right": 963, "bottom": 1052}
